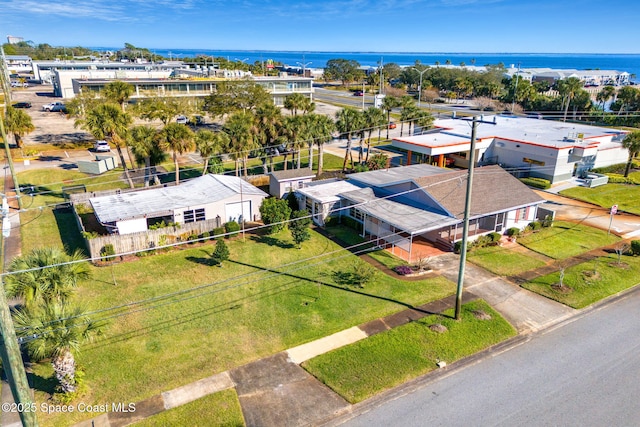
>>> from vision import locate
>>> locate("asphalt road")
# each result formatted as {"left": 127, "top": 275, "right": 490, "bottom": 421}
{"left": 336, "top": 289, "right": 640, "bottom": 427}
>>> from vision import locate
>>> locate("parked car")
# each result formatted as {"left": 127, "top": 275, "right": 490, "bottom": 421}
{"left": 176, "top": 115, "right": 188, "bottom": 124}
{"left": 12, "top": 102, "right": 32, "bottom": 109}
{"left": 42, "top": 102, "right": 66, "bottom": 112}
{"left": 353, "top": 90, "right": 364, "bottom": 96}
{"left": 94, "top": 140, "right": 111, "bottom": 152}
{"left": 388, "top": 122, "right": 397, "bottom": 129}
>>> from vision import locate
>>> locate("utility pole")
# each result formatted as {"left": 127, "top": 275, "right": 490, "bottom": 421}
{"left": 0, "top": 195, "right": 38, "bottom": 426}
{"left": 511, "top": 62, "right": 521, "bottom": 113}
{"left": 0, "top": 47, "right": 23, "bottom": 209}
{"left": 454, "top": 115, "right": 495, "bottom": 320}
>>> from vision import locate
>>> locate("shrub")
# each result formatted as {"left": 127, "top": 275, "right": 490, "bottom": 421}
{"left": 201, "top": 231, "right": 210, "bottom": 240}
{"left": 631, "top": 240, "right": 640, "bottom": 256}
{"left": 475, "top": 235, "right": 493, "bottom": 248}
{"left": 394, "top": 265, "right": 413, "bottom": 276}
{"left": 342, "top": 216, "right": 362, "bottom": 233}
{"left": 506, "top": 227, "right": 520, "bottom": 237}
{"left": 606, "top": 174, "right": 640, "bottom": 185}
{"left": 489, "top": 232, "right": 502, "bottom": 242}
{"left": 188, "top": 233, "right": 198, "bottom": 243}
{"left": 453, "top": 241, "right": 471, "bottom": 254}
{"left": 82, "top": 231, "right": 98, "bottom": 240}
{"left": 324, "top": 216, "right": 338, "bottom": 226}
{"left": 519, "top": 177, "right": 551, "bottom": 189}
{"left": 259, "top": 197, "right": 292, "bottom": 234}
{"left": 100, "top": 244, "right": 116, "bottom": 261}
{"left": 74, "top": 203, "right": 93, "bottom": 215}
{"left": 528, "top": 221, "right": 542, "bottom": 231}
{"left": 541, "top": 215, "right": 554, "bottom": 227}
{"left": 212, "top": 227, "right": 225, "bottom": 239}
{"left": 224, "top": 221, "right": 240, "bottom": 237}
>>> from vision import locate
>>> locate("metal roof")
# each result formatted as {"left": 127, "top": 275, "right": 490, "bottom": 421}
{"left": 339, "top": 188, "right": 458, "bottom": 234}
{"left": 90, "top": 174, "right": 267, "bottom": 223}
{"left": 296, "top": 180, "right": 362, "bottom": 204}
{"left": 347, "top": 164, "right": 449, "bottom": 187}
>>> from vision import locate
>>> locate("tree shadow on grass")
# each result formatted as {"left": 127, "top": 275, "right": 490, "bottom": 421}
{"left": 250, "top": 235, "right": 295, "bottom": 249}
{"left": 186, "top": 249, "right": 218, "bottom": 267}
{"left": 53, "top": 207, "right": 86, "bottom": 255}
{"left": 26, "top": 370, "right": 58, "bottom": 396}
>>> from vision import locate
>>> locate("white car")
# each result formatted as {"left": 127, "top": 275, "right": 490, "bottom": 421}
{"left": 94, "top": 140, "right": 111, "bottom": 152}
{"left": 176, "top": 115, "right": 188, "bottom": 124}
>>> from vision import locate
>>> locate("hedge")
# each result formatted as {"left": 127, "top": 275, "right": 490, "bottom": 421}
{"left": 519, "top": 177, "right": 551, "bottom": 189}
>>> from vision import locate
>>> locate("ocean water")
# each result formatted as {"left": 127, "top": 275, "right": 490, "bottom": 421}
{"left": 92, "top": 48, "right": 640, "bottom": 80}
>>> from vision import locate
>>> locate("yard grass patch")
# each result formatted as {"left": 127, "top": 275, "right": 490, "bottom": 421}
{"left": 132, "top": 389, "right": 245, "bottom": 427}
{"left": 33, "top": 229, "right": 455, "bottom": 426}
{"left": 522, "top": 254, "right": 640, "bottom": 308}
{"left": 468, "top": 245, "right": 546, "bottom": 276}
{"left": 303, "top": 300, "right": 516, "bottom": 403}
{"left": 560, "top": 183, "right": 640, "bottom": 215}
{"left": 517, "top": 221, "right": 619, "bottom": 259}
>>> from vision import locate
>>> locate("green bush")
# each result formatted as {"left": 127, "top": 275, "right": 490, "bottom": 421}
{"left": 541, "top": 215, "right": 554, "bottom": 228}
{"left": 82, "top": 231, "right": 98, "bottom": 240}
{"left": 212, "top": 227, "right": 225, "bottom": 239}
{"left": 528, "top": 221, "right": 542, "bottom": 231}
{"left": 100, "top": 244, "right": 116, "bottom": 261}
{"left": 324, "top": 216, "right": 339, "bottom": 226}
{"left": 224, "top": 221, "right": 240, "bottom": 237}
{"left": 453, "top": 241, "right": 471, "bottom": 254}
{"left": 631, "top": 240, "right": 640, "bottom": 256}
{"left": 475, "top": 235, "right": 493, "bottom": 248}
{"left": 489, "top": 232, "right": 502, "bottom": 242}
{"left": 519, "top": 177, "right": 551, "bottom": 189}
{"left": 342, "top": 216, "right": 362, "bottom": 233}
{"left": 506, "top": 227, "right": 520, "bottom": 237}
{"left": 201, "top": 231, "right": 210, "bottom": 240}
{"left": 74, "top": 203, "right": 93, "bottom": 215}
{"left": 605, "top": 174, "right": 640, "bottom": 185}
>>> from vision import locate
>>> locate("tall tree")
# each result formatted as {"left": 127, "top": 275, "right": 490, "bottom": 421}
{"left": 13, "top": 303, "right": 103, "bottom": 394}
{"left": 323, "top": 59, "right": 363, "bottom": 87}
{"left": 284, "top": 93, "right": 314, "bottom": 116}
{"left": 5, "top": 248, "right": 91, "bottom": 310}
{"left": 204, "top": 78, "right": 271, "bottom": 118}
{"left": 381, "top": 95, "right": 401, "bottom": 139}
{"left": 160, "top": 123, "right": 195, "bottom": 184}
{"left": 399, "top": 96, "right": 417, "bottom": 137}
{"left": 362, "top": 107, "right": 386, "bottom": 163}
{"left": 308, "top": 113, "right": 335, "bottom": 174}
{"left": 622, "top": 130, "right": 640, "bottom": 177}
{"left": 75, "top": 103, "right": 134, "bottom": 188}
{"left": 134, "top": 97, "right": 188, "bottom": 125}
{"left": 284, "top": 115, "right": 311, "bottom": 170}
{"left": 195, "top": 129, "right": 229, "bottom": 175}
{"left": 596, "top": 85, "right": 616, "bottom": 119}
{"left": 102, "top": 80, "right": 135, "bottom": 111}
{"left": 224, "top": 111, "right": 258, "bottom": 176}
{"left": 4, "top": 106, "right": 35, "bottom": 148}
{"left": 556, "top": 77, "right": 583, "bottom": 122}
{"left": 128, "top": 125, "right": 164, "bottom": 187}
{"left": 335, "top": 107, "right": 363, "bottom": 171}
{"left": 255, "top": 103, "right": 284, "bottom": 173}
{"left": 289, "top": 209, "right": 312, "bottom": 249}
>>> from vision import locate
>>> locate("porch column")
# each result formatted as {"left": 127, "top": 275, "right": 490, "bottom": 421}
{"left": 408, "top": 233, "right": 414, "bottom": 264}
{"left": 407, "top": 150, "right": 413, "bottom": 165}
{"left": 361, "top": 213, "right": 366, "bottom": 238}
{"left": 438, "top": 154, "right": 445, "bottom": 167}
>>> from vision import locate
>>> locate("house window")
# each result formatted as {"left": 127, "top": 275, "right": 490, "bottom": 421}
{"left": 349, "top": 207, "right": 364, "bottom": 222}
{"left": 184, "top": 208, "right": 206, "bottom": 223}
{"left": 516, "top": 207, "right": 529, "bottom": 221}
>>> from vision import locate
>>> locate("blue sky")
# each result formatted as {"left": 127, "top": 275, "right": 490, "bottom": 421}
{"left": 2, "top": 0, "right": 639, "bottom": 53}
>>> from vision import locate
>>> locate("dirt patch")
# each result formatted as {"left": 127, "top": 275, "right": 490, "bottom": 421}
{"left": 472, "top": 310, "right": 492, "bottom": 320}
{"left": 429, "top": 323, "right": 448, "bottom": 333}
{"left": 551, "top": 284, "right": 573, "bottom": 294}
{"left": 582, "top": 270, "right": 601, "bottom": 281}
{"left": 608, "top": 262, "right": 630, "bottom": 269}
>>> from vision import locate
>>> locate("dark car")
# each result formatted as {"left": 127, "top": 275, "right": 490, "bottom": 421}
{"left": 12, "top": 102, "right": 32, "bottom": 109}
{"left": 353, "top": 90, "right": 364, "bottom": 96}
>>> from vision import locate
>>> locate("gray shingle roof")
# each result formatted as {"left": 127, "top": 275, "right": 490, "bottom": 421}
{"left": 90, "top": 174, "right": 267, "bottom": 223}
{"left": 413, "top": 165, "right": 545, "bottom": 219}
{"left": 269, "top": 168, "right": 316, "bottom": 181}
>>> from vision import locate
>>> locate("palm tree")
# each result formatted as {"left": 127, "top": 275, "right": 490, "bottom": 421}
{"left": 102, "top": 80, "right": 134, "bottom": 112}
{"left": 13, "top": 303, "right": 103, "bottom": 394}
{"left": 5, "top": 248, "right": 91, "bottom": 310}
{"left": 195, "top": 129, "right": 229, "bottom": 175}
{"left": 284, "top": 93, "right": 307, "bottom": 116}
{"left": 596, "top": 86, "right": 616, "bottom": 119}
{"left": 160, "top": 123, "right": 195, "bottom": 184}
{"left": 4, "top": 106, "right": 35, "bottom": 148}
{"left": 224, "top": 111, "right": 258, "bottom": 176}
{"left": 284, "top": 115, "right": 311, "bottom": 170}
{"left": 381, "top": 95, "right": 401, "bottom": 139}
{"left": 335, "top": 107, "right": 363, "bottom": 171}
{"left": 362, "top": 107, "right": 386, "bottom": 163}
{"left": 556, "top": 77, "right": 583, "bottom": 122}
{"left": 308, "top": 114, "right": 335, "bottom": 175}
{"left": 76, "top": 103, "right": 134, "bottom": 188}
{"left": 128, "top": 125, "right": 163, "bottom": 187}
{"left": 412, "top": 111, "right": 435, "bottom": 135}
{"left": 622, "top": 130, "right": 640, "bottom": 177}
{"left": 399, "top": 96, "right": 417, "bottom": 137}
{"left": 255, "top": 103, "right": 284, "bottom": 173}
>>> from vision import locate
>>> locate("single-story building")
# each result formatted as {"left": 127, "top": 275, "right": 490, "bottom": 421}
{"left": 392, "top": 114, "right": 629, "bottom": 183}
{"left": 269, "top": 168, "right": 316, "bottom": 198}
{"left": 89, "top": 174, "right": 268, "bottom": 235}
{"left": 295, "top": 164, "right": 545, "bottom": 261}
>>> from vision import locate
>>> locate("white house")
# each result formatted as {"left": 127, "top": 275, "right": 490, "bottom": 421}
{"left": 89, "top": 174, "right": 268, "bottom": 235}
{"left": 269, "top": 168, "right": 316, "bottom": 198}
{"left": 392, "top": 115, "right": 629, "bottom": 183}
{"left": 296, "top": 164, "right": 545, "bottom": 261}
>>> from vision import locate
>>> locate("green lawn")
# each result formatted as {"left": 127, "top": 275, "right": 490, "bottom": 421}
{"left": 560, "top": 183, "right": 640, "bottom": 215}
{"left": 522, "top": 254, "right": 640, "bottom": 308}
{"left": 133, "top": 389, "right": 245, "bottom": 427}
{"left": 516, "top": 221, "right": 620, "bottom": 259}
{"left": 32, "top": 229, "right": 455, "bottom": 426}
{"left": 302, "top": 300, "right": 516, "bottom": 403}
{"left": 468, "top": 245, "right": 547, "bottom": 276}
